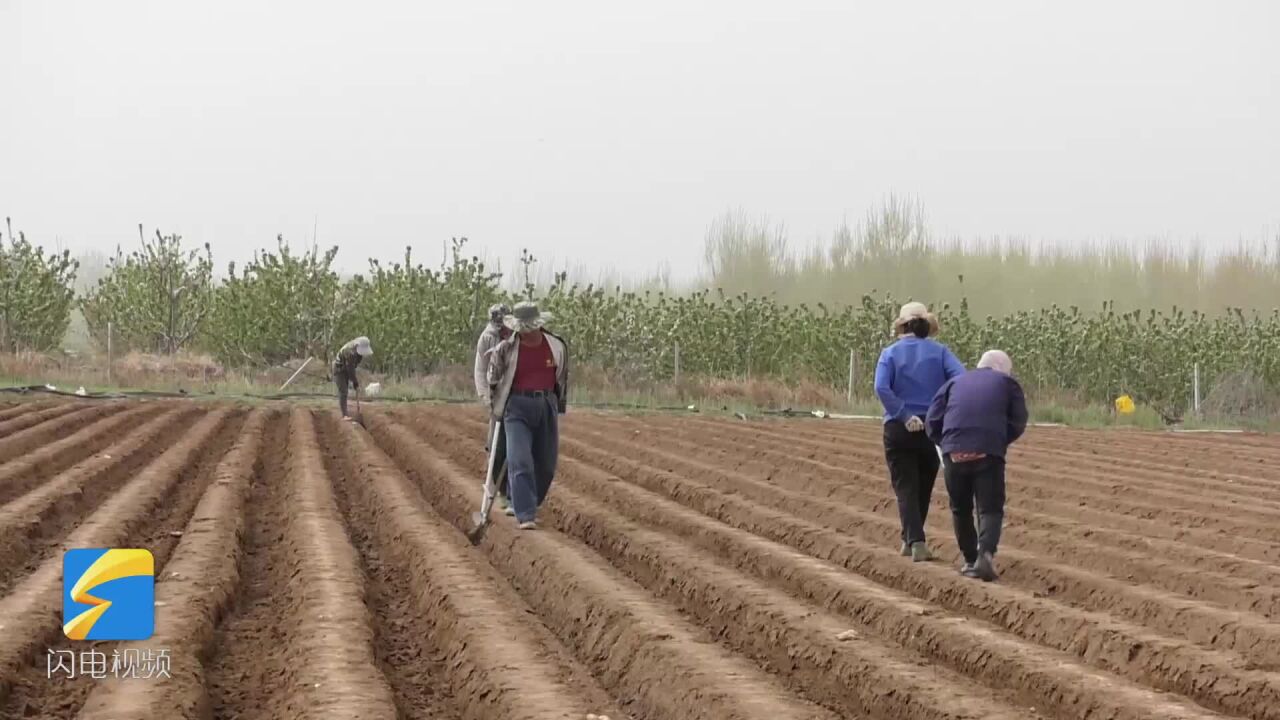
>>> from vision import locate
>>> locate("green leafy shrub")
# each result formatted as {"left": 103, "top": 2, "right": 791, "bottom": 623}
{"left": 80, "top": 227, "right": 213, "bottom": 354}
{"left": 0, "top": 218, "right": 78, "bottom": 352}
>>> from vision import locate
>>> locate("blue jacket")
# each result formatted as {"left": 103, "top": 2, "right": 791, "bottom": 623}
{"left": 874, "top": 337, "right": 966, "bottom": 423}
{"left": 926, "top": 368, "right": 1029, "bottom": 459}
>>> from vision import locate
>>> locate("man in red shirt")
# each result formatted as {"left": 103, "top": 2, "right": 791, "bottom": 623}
{"left": 485, "top": 301, "right": 570, "bottom": 530}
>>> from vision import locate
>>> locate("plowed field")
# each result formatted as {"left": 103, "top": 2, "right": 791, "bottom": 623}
{"left": 1, "top": 399, "right": 1278, "bottom": 719}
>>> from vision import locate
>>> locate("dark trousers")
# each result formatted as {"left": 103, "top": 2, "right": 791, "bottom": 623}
{"left": 334, "top": 373, "right": 352, "bottom": 416}
{"left": 503, "top": 393, "right": 559, "bottom": 523}
{"left": 883, "top": 421, "right": 940, "bottom": 546}
{"left": 944, "top": 455, "right": 1007, "bottom": 564}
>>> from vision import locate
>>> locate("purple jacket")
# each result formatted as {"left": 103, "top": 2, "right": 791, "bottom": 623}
{"left": 926, "top": 368, "right": 1029, "bottom": 459}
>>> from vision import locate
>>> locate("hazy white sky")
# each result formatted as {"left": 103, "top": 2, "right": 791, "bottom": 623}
{"left": 3, "top": 1, "right": 1277, "bottom": 280}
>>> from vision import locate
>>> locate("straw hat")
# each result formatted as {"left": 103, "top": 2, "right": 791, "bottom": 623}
{"left": 503, "top": 301, "right": 553, "bottom": 332}
{"left": 892, "top": 302, "right": 938, "bottom": 336}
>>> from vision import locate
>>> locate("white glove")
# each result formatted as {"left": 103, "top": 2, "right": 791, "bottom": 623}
{"left": 905, "top": 415, "right": 925, "bottom": 432}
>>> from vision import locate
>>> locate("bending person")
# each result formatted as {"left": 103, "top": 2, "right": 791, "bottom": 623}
{"left": 874, "top": 303, "right": 965, "bottom": 562}
{"left": 486, "top": 301, "right": 570, "bottom": 530}
{"left": 926, "top": 349, "right": 1028, "bottom": 581}
{"left": 333, "top": 336, "right": 372, "bottom": 421}
{"left": 475, "top": 303, "right": 514, "bottom": 515}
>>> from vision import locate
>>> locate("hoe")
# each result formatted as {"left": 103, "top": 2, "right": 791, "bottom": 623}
{"left": 350, "top": 386, "right": 367, "bottom": 429}
{"left": 468, "top": 418, "right": 502, "bottom": 544}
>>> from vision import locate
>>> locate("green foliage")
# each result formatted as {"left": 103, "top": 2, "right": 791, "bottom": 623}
{"left": 45, "top": 214, "right": 1278, "bottom": 423}
{"left": 205, "top": 236, "right": 346, "bottom": 365}
{"left": 929, "top": 300, "right": 1280, "bottom": 422}
{"left": 0, "top": 218, "right": 79, "bottom": 352}
{"left": 341, "top": 238, "right": 501, "bottom": 374}
{"left": 80, "top": 226, "right": 214, "bottom": 354}
{"left": 536, "top": 278, "right": 1279, "bottom": 422}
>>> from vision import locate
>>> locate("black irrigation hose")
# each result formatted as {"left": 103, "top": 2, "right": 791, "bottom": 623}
{"left": 0, "top": 385, "right": 130, "bottom": 399}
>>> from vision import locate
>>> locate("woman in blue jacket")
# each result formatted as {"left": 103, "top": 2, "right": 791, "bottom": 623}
{"left": 874, "top": 303, "right": 965, "bottom": 562}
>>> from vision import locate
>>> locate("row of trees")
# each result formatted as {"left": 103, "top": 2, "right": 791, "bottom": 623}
{"left": 3, "top": 218, "right": 1278, "bottom": 419}
{"left": 703, "top": 199, "right": 1280, "bottom": 316}
{"left": 537, "top": 282, "right": 1280, "bottom": 420}
{"left": 70, "top": 230, "right": 499, "bottom": 376}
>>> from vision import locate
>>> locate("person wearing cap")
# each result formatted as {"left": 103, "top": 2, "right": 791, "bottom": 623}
{"left": 333, "top": 336, "right": 373, "bottom": 421}
{"left": 874, "top": 302, "right": 966, "bottom": 562}
{"left": 926, "top": 349, "right": 1028, "bottom": 581}
{"left": 475, "top": 303, "right": 514, "bottom": 515}
{"left": 485, "top": 301, "right": 570, "bottom": 530}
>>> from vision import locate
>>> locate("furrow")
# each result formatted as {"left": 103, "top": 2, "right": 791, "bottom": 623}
{"left": 553, "top": 420, "right": 1280, "bottom": 682}
{"left": 418, "top": 410, "right": 1280, "bottom": 720}
{"left": 331, "top": 413, "right": 625, "bottom": 720}
{"left": 582, "top": 415, "right": 1280, "bottom": 617}
{"left": 205, "top": 415, "right": 295, "bottom": 719}
{"left": 0, "top": 403, "right": 166, "bottom": 506}
{"left": 0, "top": 402, "right": 86, "bottom": 440}
{"left": 0, "top": 401, "right": 54, "bottom": 423}
{"left": 1015, "top": 441, "right": 1280, "bottom": 493}
{"left": 385, "top": 413, "right": 1051, "bottom": 720}
{"left": 1015, "top": 451, "right": 1280, "bottom": 513}
{"left": 948, "top": 427, "right": 1280, "bottom": 470}
{"left": 254, "top": 408, "right": 399, "bottom": 716}
{"left": 316, "top": 414, "right": 461, "bottom": 719}
{"left": 0, "top": 402, "right": 130, "bottom": 462}
{"left": 370, "top": 414, "right": 842, "bottom": 720}
{"left": 688, "top": 417, "right": 1280, "bottom": 522}
{"left": 598, "top": 410, "right": 1280, "bottom": 492}
{"left": 784, "top": 419, "right": 1279, "bottom": 461}
{"left": 422, "top": 414, "right": 1262, "bottom": 720}
{"left": 0, "top": 406, "right": 198, "bottom": 595}
{"left": 660, "top": 415, "right": 1280, "bottom": 544}
{"left": 2, "top": 408, "right": 245, "bottom": 720}
{"left": 76, "top": 410, "right": 268, "bottom": 720}
{"left": 0, "top": 408, "right": 234, "bottom": 712}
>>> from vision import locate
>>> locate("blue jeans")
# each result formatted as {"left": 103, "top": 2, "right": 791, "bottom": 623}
{"left": 503, "top": 393, "right": 559, "bottom": 523}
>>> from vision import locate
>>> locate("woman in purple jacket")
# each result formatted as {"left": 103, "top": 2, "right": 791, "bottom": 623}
{"left": 926, "top": 350, "right": 1029, "bottom": 581}
{"left": 874, "top": 303, "right": 966, "bottom": 562}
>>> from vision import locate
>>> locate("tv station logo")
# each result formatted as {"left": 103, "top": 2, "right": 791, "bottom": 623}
{"left": 62, "top": 548, "right": 155, "bottom": 641}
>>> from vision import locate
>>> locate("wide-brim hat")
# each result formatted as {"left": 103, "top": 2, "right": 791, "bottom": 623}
{"left": 354, "top": 336, "right": 373, "bottom": 356}
{"left": 503, "top": 301, "right": 552, "bottom": 332}
{"left": 892, "top": 302, "right": 938, "bottom": 336}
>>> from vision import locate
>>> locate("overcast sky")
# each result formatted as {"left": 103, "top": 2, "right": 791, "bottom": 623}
{"left": 3, "top": 1, "right": 1277, "bottom": 280}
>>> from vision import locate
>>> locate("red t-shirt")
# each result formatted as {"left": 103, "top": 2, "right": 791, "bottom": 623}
{"left": 512, "top": 332, "right": 557, "bottom": 392}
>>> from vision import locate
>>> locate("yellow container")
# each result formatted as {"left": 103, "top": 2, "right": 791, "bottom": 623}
{"left": 1114, "top": 394, "right": 1136, "bottom": 415}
